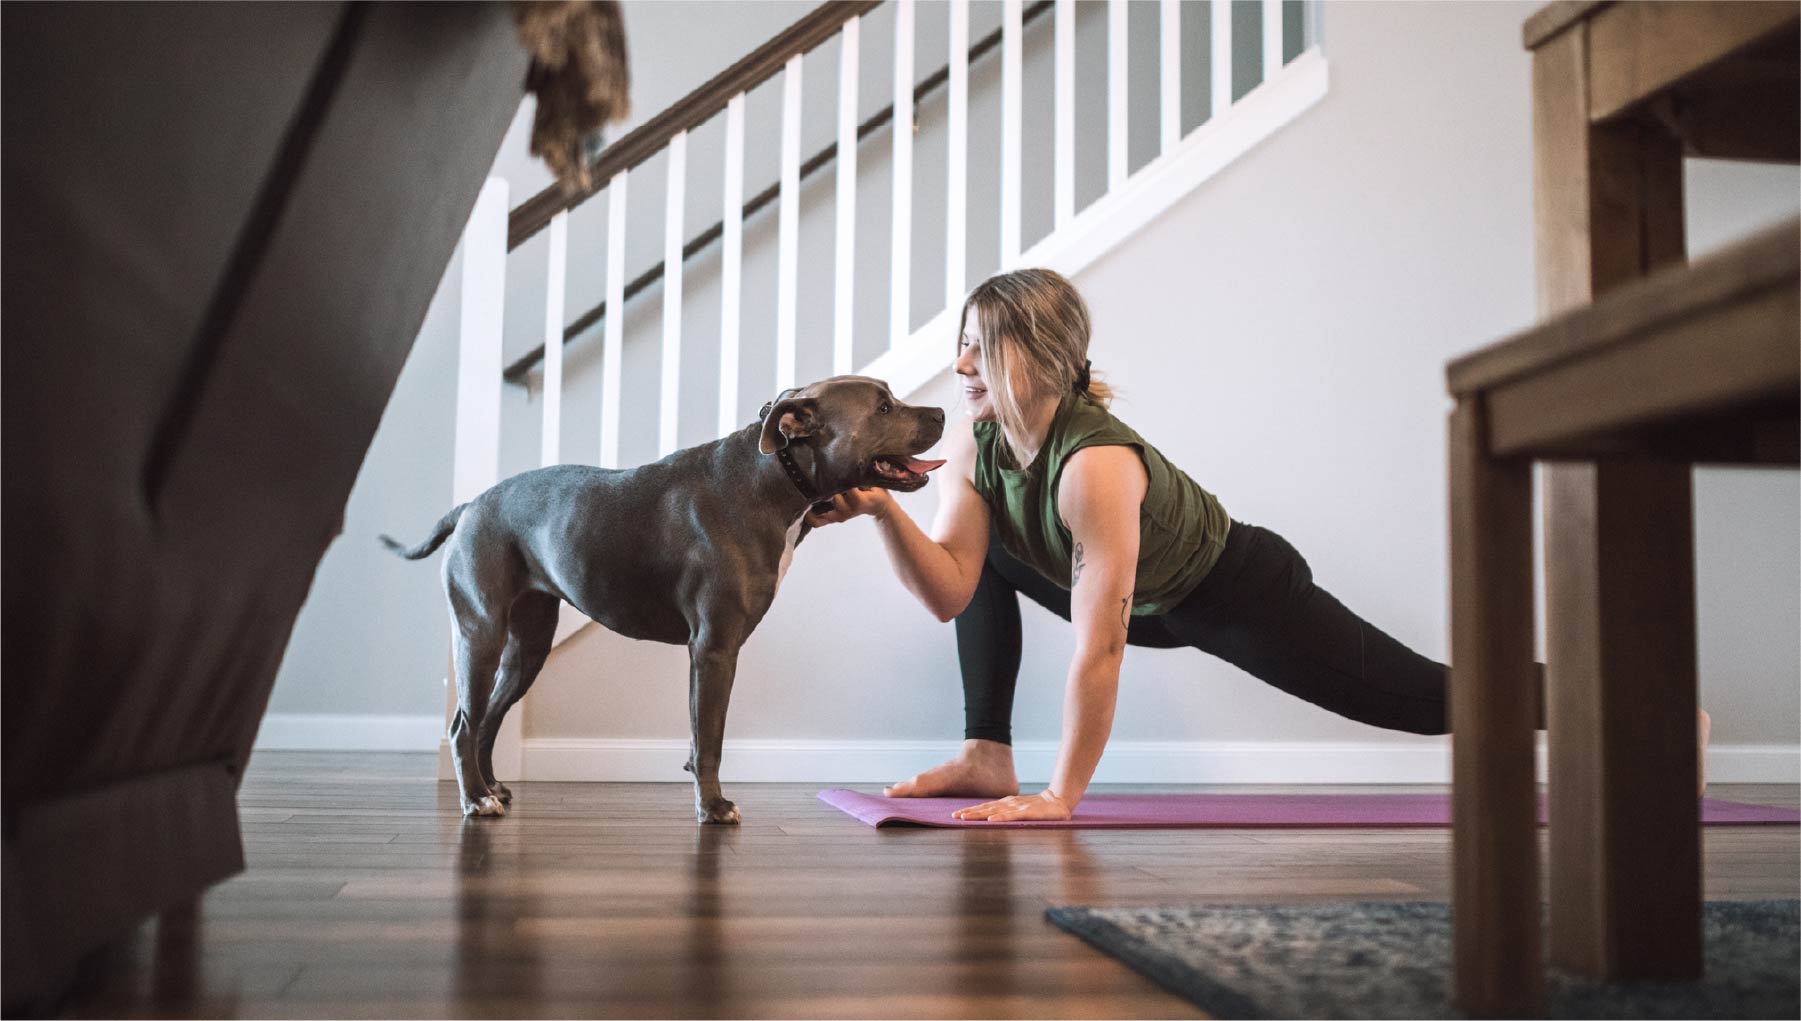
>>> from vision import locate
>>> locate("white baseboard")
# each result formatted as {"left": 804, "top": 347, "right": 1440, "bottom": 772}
{"left": 520, "top": 737, "right": 1800, "bottom": 785}
{"left": 253, "top": 721, "right": 1798, "bottom": 784}
{"left": 254, "top": 713, "right": 441, "bottom": 751}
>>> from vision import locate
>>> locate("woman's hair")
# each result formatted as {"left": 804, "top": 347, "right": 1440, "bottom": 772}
{"left": 957, "top": 267, "right": 1113, "bottom": 468}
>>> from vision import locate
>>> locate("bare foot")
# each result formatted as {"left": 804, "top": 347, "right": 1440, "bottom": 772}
{"left": 1697, "top": 707, "right": 1711, "bottom": 798}
{"left": 884, "top": 739, "right": 1020, "bottom": 798}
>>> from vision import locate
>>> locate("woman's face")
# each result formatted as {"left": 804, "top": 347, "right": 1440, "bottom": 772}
{"left": 954, "top": 322, "right": 995, "bottom": 422}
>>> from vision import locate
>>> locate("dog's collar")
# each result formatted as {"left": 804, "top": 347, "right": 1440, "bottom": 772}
{"left": 761, "top": 393, "right": 831, "bottom": 512}
{"left": 774, "top": 445, "right": 821, "bottom": 503}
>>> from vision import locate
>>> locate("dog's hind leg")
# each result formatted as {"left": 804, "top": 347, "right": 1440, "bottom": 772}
{"left": 450, "top": 626, "right": 508, "bottom": 817}
{"left": 687, "top": 627, "right": 746, "bottom": 825}
{"left": 478, "top": 591, "right": 560, "bottom": 804}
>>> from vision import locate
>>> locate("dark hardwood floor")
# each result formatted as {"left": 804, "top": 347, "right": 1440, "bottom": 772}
{"left": 57, "top": 751, "right": 1800, "bottom": 1019}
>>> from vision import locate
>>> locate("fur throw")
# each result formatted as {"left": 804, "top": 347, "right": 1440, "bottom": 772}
{"left": 513, "top": 1, "right": 631, "bottom": 193}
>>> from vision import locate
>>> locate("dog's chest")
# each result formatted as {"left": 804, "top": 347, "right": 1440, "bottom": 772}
{"left": 773, "top": 516, "right": 804, "bottom": 593}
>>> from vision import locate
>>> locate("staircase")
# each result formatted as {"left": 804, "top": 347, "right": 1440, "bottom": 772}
{"left": 442, "top": 0, "right": 1331, "bottom": 777}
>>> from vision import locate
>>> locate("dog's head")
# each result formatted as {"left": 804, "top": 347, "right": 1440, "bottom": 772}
{"left": 758, "top": 376, "right": 946, "bottom": 493}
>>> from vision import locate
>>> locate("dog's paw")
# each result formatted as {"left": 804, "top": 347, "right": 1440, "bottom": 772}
{"left": 490, "top": 781, "right": 513, "bottom": 804}
{"left": 696, "top": 798, "right": 742, "bottom": 825}
{"left": 463, "top": 795, "right": 507, "bottom": 818}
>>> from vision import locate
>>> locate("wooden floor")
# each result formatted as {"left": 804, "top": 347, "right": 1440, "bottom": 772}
{"left": 59, "top": 752, "right": 1800, "bottom": 1019}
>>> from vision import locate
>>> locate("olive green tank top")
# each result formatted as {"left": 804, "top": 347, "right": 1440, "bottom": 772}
{"left": 972, "top": 394, "right": 1231, "bottom": 615}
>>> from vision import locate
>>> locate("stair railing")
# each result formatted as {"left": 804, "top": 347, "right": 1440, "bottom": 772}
{"left": 456, "top": 0, "right": 1319, "bottom": 481}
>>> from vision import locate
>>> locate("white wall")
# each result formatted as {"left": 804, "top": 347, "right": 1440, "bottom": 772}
{"left": 267, "top": 2, "right": 1799, "bottom": 783}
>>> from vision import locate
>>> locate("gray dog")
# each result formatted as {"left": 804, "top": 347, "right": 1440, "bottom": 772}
{"left": 382, "top": 376, "right": 945, "bottom": 822}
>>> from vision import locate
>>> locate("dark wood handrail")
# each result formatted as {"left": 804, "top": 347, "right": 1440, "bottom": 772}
{"left": 503, "top": 0, "right": 1055, "bottom": 384}
{"left": 509, "top": 0, "right": 882, "bottom": 251}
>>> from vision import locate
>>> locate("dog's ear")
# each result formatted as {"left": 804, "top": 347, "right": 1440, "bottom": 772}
{"left": 758, "top": 398, "right": 818, "bottom": 454}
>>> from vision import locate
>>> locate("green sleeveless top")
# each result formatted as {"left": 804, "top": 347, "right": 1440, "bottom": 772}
{"left": 972, "top": 394, "right": 1231, "bottom": 615}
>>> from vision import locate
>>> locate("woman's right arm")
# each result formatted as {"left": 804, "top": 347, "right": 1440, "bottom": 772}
{"left": 807, "top": 420, "right": 990, "bottom": 622}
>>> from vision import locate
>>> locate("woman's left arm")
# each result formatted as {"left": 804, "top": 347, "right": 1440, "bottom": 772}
{"left": 952, "top": 445, "right": 1147, "bottom": 822}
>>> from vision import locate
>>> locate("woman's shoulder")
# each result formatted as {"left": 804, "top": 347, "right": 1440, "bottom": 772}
{"left": 1060, "top": 394, "right": 1143, "bottom": 447}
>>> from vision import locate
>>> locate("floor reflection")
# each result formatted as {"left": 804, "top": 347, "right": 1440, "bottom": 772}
{"left": 956, "top": 831, "right": 1017, "bottom": 997}
{"left": 454, "top": 816, "right": 540, "bottom": 1009}
{"left": 680, "top": 825, "right": 737, "bottom": 1013}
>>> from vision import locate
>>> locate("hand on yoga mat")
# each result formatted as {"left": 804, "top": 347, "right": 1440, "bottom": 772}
{"left": 951, "top": 790, "right": 1073, "bottom": 822}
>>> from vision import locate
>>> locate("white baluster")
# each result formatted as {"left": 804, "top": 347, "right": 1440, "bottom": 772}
{"left": 1161, "top": 0, "right": 1180, "bottom": 153}
{"left": 1263, "top": 0, "right": 1282, "bottom": 84}
{"left": 834, "top": 19, "right": 860, "bottom": 376}
{"left": 778, "top": 57, "right": 802, "bottom": 390}
{"left": 1108, "top": 0, "right": 1127, "bottom": 193}
{"left": 540, "top": 210, "right": 567, "bottom": 467}
{"left": 1212, "top": 0, "right": 1233, "bottom": 120}
{"left": 1001, "top": 0, "right": 1022, "bottom": 267}
{"left": 1054, "top": 0, "right": 1075, "bottom": 228}
{"left": 720, "top": 94, "right": 746, "bottom": 436}
{"left": 449, "top": 176, "right": 512, "bottom": 781}
{"left": 945, "top": 0, "right": 968, "bottom": 311}
{"left": 890, "top": 0, "right": 914, "bottom": 349}
{"left": 660, "top": 131, "right": 686, "bottom": 457}
{"left": 601, "top": 171, "right": 627, "bottom": 469}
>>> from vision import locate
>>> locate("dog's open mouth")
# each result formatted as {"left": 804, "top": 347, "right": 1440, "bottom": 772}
{"left": 871, "top": 454, "right": 947, "bottom": 489}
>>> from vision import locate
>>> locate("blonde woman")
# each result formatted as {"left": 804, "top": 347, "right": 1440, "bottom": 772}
{"left": 810, "top": 268, "right": 1701, "bottom": 821}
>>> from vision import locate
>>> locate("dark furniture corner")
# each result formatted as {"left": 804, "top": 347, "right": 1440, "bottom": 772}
{"left": 1, "top": 3, "right": 529, "bottom": 1008}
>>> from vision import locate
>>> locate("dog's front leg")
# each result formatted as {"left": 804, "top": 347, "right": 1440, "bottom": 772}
{"left": 687, "top": 636, "right": 743, "bottom": 825}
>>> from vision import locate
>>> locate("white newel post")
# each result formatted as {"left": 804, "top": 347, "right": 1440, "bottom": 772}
{"left": 442, "top": 177, "right": 518, "bottom": 781}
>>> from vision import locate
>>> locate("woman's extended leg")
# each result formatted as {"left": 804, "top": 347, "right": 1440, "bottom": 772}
{"left": 884, "top": 540, "right": 1183, "bottom": 797}
{"left": 1161, "top": 523, "right": 1454, "bottom": 734}
{"left": 1161, "top": 522, "right": 1714, "bottom": 790}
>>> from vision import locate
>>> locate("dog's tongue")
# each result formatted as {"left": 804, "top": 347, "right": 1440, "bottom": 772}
{"left": 903, "top": 456, "right": 947, "bottom": 474}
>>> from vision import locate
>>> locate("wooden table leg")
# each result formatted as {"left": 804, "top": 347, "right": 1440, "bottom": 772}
{"left": 1450, "top": 398, "right": 1540, "bottom": 1017}
{"left": 1530, "top": 16, "right": 1703, "bottom": 982}
{"left": 1545, "top": 461, "right": 1703, "bottom": 978}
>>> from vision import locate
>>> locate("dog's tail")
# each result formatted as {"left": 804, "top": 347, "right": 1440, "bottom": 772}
{"left": 379, "top": 503, "right": 470, "bottom": 560}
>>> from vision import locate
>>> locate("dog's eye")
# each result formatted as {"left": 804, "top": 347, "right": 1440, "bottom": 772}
{"left": 877, "top": 401, "right": 891, "bottom": 414}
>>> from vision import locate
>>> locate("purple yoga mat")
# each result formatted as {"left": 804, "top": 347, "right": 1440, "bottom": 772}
{"left": 817, "top": 788, "right": 1801, "bottom": 830}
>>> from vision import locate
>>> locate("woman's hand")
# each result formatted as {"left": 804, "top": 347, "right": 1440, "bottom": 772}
{"left": 805, "top": 487, "right": 892, "bottom": 527}
{"left": 951, "top": 789, "right": 1073, "bottom": 822}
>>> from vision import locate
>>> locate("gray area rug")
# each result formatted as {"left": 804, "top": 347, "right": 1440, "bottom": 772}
{"left": 1046, "top": 900, "right": 1800, "bottom": 1019}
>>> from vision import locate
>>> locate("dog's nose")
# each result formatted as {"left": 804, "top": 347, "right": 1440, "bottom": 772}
{"left": 928, "top": 407, "right": 945, "bottom": 425}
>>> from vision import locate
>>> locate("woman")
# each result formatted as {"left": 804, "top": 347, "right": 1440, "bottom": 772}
{"left": 808, "top": 268, "right": 1704, "bottom": 820}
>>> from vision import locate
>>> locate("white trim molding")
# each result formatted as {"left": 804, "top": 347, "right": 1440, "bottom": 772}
{"left": 254, "top": 713, "right": 442, "bottom": 751}
{"left": 251, "top": 723, "right": 1796, "bottom": 784}
{"left": 519, "top": 736, "right": 1800, "bottom": 785}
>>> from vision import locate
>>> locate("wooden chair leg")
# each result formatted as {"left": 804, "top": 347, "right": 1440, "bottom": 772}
{"left": 1545, "top": 461, "right": 1702, "bottom": 979}
{"left": 1449, "top": 398, "right": 1540, "bottom": 1017}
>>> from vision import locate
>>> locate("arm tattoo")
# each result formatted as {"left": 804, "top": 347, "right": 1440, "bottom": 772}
{"left": 1071, "top": 542, "right": 1085, "bottom": 586}
{"left": 1119, "top": 596, "right": 1130, "bottom": 629}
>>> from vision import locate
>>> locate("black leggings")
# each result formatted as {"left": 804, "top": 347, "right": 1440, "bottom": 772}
{"left": 956, "top": 520, "right": 1458, "bottom": 742}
